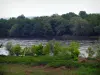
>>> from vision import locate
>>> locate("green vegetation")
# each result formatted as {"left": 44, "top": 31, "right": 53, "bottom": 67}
{"left": 0, "top": 41, "right": 100, "bottom": 75}
{"left": 0, "top": 64, "right": 99, "bottom": 75}
{"left": 11, "top": 44, "right": 21, "bottom": 56}
{"left": 0, "top": 56, "right": 100, "bottom": 68}
{"left": 86, "top": 43, "right": 100, "bottom": 59}
{"left": 0, "top": 11, "right": 100, "bottom": 38}
{"left": 5, "top": 41, "right": 80, "bottom": 61}
{"left": 86, "top": 47, "right": 95, "bottom": 58}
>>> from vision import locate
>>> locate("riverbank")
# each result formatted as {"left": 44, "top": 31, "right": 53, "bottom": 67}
{"left": 0, "top": 36, "right": 100, "bottom": 40}
{"left": 0, "top": 63, "right": 99, "bottom": 75}
{"left": 0, "top": 40, "right": 100, "bottom": 75}
{"left": 0, "top": 56, "right": 100, "bottom": 75}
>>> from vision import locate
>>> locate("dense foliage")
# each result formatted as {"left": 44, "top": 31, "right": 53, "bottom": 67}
{"left": 0, "top": 41, "right": 100, "bottom": 75}
{"left": 0, "top": 11, "right": 100, "bottom": 38}
{"left": 5, "top": 41, "right": 80, "bottom": 60}
{"left": 86, "top": 43, "right": 100, "bottom": 59}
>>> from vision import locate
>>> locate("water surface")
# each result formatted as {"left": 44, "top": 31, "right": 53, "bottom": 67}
{"left": 0, "top": 38, "right": 99, "bottom": 57}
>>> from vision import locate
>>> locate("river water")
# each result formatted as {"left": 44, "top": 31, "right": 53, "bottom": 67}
{"left": 0, "top": 38, "right": 99, "bottom": 57}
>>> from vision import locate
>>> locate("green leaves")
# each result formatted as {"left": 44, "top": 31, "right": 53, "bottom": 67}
{"left": 70, "top": 17, "right": 92, "bottom": 36}
{"left": 32, "top": 44, "right": 43, "bottom": 56}
{"left": 0, "top": 11, "right": 100, "bottom": 38}
{"left": 6, "top": 42, "right": 13, "bottom": 55}
{"left": 11, "top": 44, "right": 21, "bottom": 56}
{"left": 6, "top": 41, "right": 80, "bottom": 60}
{"left": 43, "top": 43, "right": 51, "bottom": 55}
{"left": 86, "top": 47, "right": 95, "bottom": 58}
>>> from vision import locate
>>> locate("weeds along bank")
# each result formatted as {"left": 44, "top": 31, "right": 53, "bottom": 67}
{"left": 4, "top": 40, "right": 100, "bottom": 58}
{"left": 0, "top": 41, "right": 100, "bottom": 75}
{"left": 5, "top": 41, "right": 80, "bottom": 60}
{"left": 0, "top": 40, "right": 100, "bottom": 67}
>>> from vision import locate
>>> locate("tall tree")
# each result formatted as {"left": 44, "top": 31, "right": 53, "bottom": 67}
{"left": 61, "top": 12, "right": 77, "bottom": 20}
{"left": 70, "top": 17, "right": 92, "bottom": 36}
{"left": 9, "top": 24, "right": 24, "bottom": 37}
{"left": 0, "top": 19, "right": 8, "bottom": 37}
{"left": 79, "top": 11, "right": 87, "bottom": 18}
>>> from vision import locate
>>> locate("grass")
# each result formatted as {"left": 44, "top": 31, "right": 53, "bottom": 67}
{"left": 0, "top": 56, "right": 100, "bottom": 67}
{"left": 0, "top": 56, "right": 100, "bottom": 75}
{"left": 0, "top": 64, "right": 100, "bottom": 75}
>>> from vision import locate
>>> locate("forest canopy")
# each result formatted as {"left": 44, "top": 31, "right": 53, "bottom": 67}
{"left": 0, "top": 11, "right": 100, "bottom": 38}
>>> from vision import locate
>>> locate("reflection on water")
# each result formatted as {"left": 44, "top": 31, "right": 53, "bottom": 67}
{"left": 0, "top": 39, "right": 99, "bottom": 57}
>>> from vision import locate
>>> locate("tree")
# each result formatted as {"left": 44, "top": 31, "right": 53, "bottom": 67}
{"left": 17, "top": 14, "right": 25, "bottom": 19}
{"left": 70, "top": 17, "right": 93, "bottom": 36}
{"left": 62, "top": 12, "right": 77, "bottom": 20}
{"left": 79, "top": 11, "right": 87, "bottom": 18}
{"left": 9, "top": 24, "right": 24, "bottom": 37}
{"left": 49, "top": 16, "right": 70, "bottom": 36}
{"left": 0, "top": 19, "right": 9, "bottom": 37}
{"left": 31, "top": 17, "right": 53, "bottom": 37}
{"left": 86, "top": 14, "right": 100, "bottom": 35}
{"left": 0, "top": 11, "right": 100, "bottom": 38}
{"left": 22, "top": 24, "right": 33, "bottom": 37}
{"left": 94, "top": 25, "right": 100, "bottom": 35}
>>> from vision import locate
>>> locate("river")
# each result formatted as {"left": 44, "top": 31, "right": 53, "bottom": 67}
{"left": 0, "top": 38, "right": 99, "bottom": 57}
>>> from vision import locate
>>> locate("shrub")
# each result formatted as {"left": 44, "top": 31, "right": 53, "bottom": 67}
{"left": 86, "top": 47, "right": 95, "bottom": 58}
{"left": 43, "top": 41, "right": 80, "bottom": 60}
{"left": 53, "top": 41, "right": 62, "bottom": 55}
{"left": 68, "top": 41, "right": 80, "bottom": 60}
{"left": 57, "top": 46, "right": 72, "bottom": 60}
{"left": 11, "top": 44, "right": 21, "bottom": 56}
{"left": 96, "top": 47, "right": 100, "bottom": 59}
{"left": 34, "top": 44, "right": 43, "bottom": 56}
{"left": 5, "top": 42, "right": 13, "bottom": 55}
{"left": 22, "top": 47, "right": 33, "bottom": 56}
{"left": 87, "top": 44, "right": 100, "bottom": 59}
{"left": 93, "top": 44, "right": 100, "bottom": 59}
{"left": 45, "top": 41, "right": 62, "bottom": 56}
{"left": 43, "top": 43, "right": 51, "bottom": 55}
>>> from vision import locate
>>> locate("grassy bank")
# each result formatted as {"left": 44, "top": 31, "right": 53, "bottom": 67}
{"left": 0, "top": 63, "right": 100, "bottom": 75}
{"left": 0, "top": 56, "right": 100, "bottom": 67}
{"left": 0, "top": 55, "right": 100, "bottom": 75}
{"left": 0, "top": 40, "right": 100, "bottom": 75}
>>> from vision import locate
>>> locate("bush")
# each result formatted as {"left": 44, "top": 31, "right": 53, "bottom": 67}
{"left": 87, "top": 44, "right": 100, "bottom": 59}
{"left": 22, "top": 47, "right": 33, "bottom": 56}
{"left": 34, "top": 44, "right": 43, "bottom": 56}
{"left": 68, "top": 41, "right": 80, "bottom": 60}
{"left": 43, "top": 43, "right": 51, "bottom": 55}
{"left": 53, "top": 41, "right": 62, "bottom": 55}
{"left": 5, "top": 42, "right": 13, "bottom": 55}
{"left": 95, "top": 44, "right": 100, "bottom": 59}
{"left": 4, "top": 41, "right": 80, "bottom": 61}
{"left": 43, "top": 41, "right": 80, "bottom": 60}
{"left": 86, "top": 47, "right": 95, "bottom": 58}
{"left": 11, "top": 44, "right": 21, "bottom": 56}
{"left": 96, "top": 49, "right": 100, "bottom": 59}
{"left": 57, "top": 46, "right": 72, "bottom": 60}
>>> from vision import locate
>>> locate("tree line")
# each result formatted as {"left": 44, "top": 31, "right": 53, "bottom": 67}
{"left": 0, "top": 11, "right": 100, "bottom": 38}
